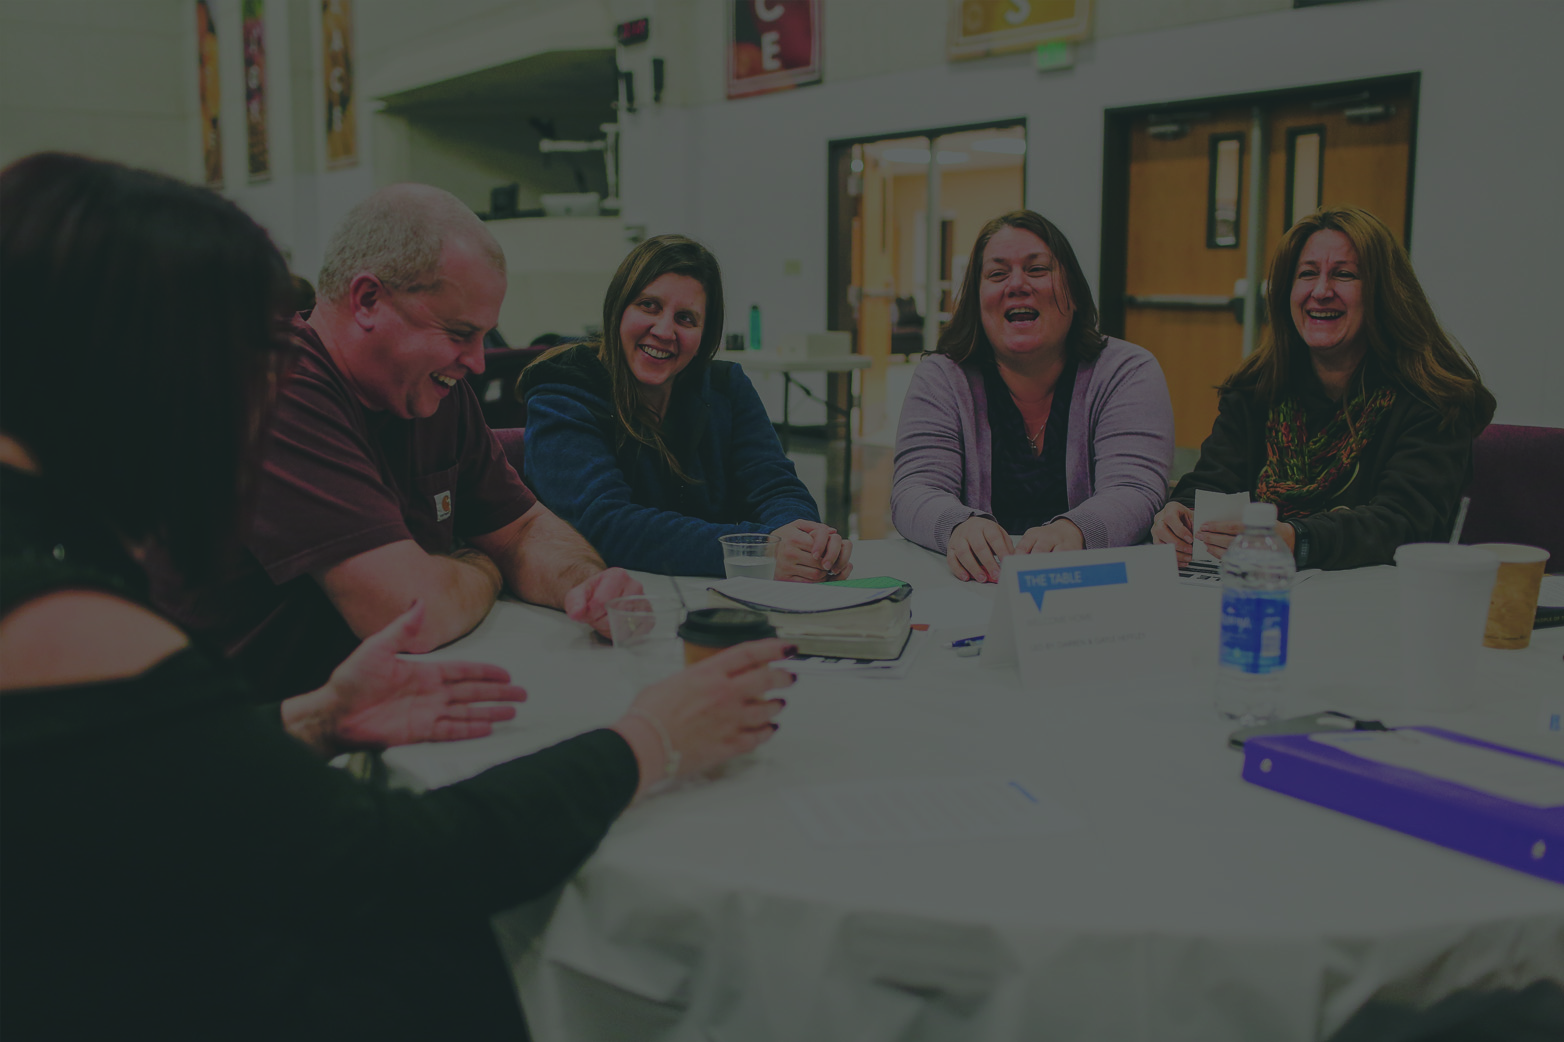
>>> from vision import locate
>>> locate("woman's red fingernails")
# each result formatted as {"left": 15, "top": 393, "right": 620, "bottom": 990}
{"left": 769, "top": 722, "right": 780, "bottom": 732}
{"left": 782, "top": 644, "right": 799, "bottom": 656}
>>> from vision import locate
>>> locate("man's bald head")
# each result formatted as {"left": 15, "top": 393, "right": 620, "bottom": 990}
{"left": 316, "top": 183, "right": 505, "bottom": 303}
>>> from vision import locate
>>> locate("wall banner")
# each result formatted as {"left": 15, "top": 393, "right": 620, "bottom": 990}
{"left": 322, "top": 0, "right": 356, "bottom": 168}
{"left": 195, "top": 0, "right": 222, "bottom": 187}
{"left": 948, "top": 0, "right": 1091, "bottom": 62}
{"left": 242, "top": 0, "right": 269, "bottom": 182}
{"left": 727, "top": 0, "right": 821, "bottom": 100}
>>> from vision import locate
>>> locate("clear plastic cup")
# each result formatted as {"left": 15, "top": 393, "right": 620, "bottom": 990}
{"left": 719, "top": 533, "right": 779, "bottom": 581}
{"left": 606, "top": 595, "right": 686, "bottom": 688}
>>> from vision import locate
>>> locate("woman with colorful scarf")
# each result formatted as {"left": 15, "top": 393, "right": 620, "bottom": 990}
{"left": 1152, "top": 206, "right": 1495, "bottom": 571}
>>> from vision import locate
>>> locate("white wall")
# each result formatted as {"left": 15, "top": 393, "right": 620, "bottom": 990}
{"left": 0, "top": 0, "right": 195, "bottom": 178}
{"left": 617, "top": 0, "right": 1564, "bottom": 427}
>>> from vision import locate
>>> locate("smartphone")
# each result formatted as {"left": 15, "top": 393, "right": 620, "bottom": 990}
{"left": 1226, "top": 710, "right": 1387, "bottom": 751}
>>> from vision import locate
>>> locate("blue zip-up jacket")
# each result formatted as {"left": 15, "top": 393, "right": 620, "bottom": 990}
{"left": 519, "top": 344, "right": 820, "bottom": 575}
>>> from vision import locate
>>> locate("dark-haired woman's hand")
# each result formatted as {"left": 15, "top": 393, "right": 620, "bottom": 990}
{"left": 1150, "top": 501, "right": 1195, "bottom": 566}
{"left": 1015, "top": 519, "right": 1084, "bottom": 555}
{"left": 284, "top": 601, "right": 528, "bottom": 755}
{"left": 947, "top": 516, "right": 1013, "bottom": 582}
{"left": 611, "top": 638, "right": 793, "bottom": 797}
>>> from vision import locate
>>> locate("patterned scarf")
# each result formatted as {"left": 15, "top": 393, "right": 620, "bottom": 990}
{"left": 1255, "top": 386, "right": 1396, "bottom": 518}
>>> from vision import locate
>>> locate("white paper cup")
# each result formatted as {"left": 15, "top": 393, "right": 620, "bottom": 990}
{"left": 606, "top": 595, "right": 686, "bottom": 688}
{"left": 1393, "top": 543, "right": 1499, "bottom": 711}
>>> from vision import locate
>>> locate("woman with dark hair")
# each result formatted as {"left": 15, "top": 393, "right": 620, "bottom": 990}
{"left": 0, "top": 154, "right": 791, "bottom": 1040}
{"left": 519, "top": 234, "right": 852, "bottom": 579}
{"left": 892, "top": 210, "right": 1174, "bottom": 582}
{"left": 1152, "top": 206, "right": 1495, "bottom": 570}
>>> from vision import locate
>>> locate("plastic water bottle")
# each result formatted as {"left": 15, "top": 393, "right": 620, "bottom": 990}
{"left": 1215, "top": 501, "right": 1295, "bottom": 724}
{"left": 748, "top": 303, "right": 762, "bottom": 351}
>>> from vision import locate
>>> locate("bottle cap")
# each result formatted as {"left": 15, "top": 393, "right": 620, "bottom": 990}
{"left": 1242, "top": 502, "right": 1278, "bottom": 527}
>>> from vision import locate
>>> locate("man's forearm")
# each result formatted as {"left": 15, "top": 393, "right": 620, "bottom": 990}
{"left": 504, "top": 510, "right": 605, "bottom": 610}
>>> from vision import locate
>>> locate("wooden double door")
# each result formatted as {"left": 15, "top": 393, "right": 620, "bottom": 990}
{"left": 1112, "top": 78, "right": 1417, "bottom": 453}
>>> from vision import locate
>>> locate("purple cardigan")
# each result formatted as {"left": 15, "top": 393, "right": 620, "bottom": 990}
{"left": 891, "top": 338, "right": 1174, "bottom": 553}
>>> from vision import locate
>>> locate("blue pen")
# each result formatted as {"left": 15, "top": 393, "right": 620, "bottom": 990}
{"left": 949, "top": 635, "right": 985, "bottom": 648}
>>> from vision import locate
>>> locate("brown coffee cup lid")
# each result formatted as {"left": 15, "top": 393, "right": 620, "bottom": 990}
{"left": 678, "top": 607, "right": 776, "bottom": 648}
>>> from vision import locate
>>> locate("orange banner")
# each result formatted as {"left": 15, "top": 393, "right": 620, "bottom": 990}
{"left": 196, "top": 0, "right": 222, "bottom": 186}
{"left": 322, "top": 0, "right": 356, "bottom": 168}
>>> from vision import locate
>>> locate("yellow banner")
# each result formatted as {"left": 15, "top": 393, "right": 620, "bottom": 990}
{"left": 949, "top": 0, "right": 1091, "bottom": 60}
{"left": 323, "top": 0, "right": 356, "bottom": 168}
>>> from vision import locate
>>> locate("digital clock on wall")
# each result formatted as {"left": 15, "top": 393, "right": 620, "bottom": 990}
{"left": 616, "top": 18, "right": 649, "bottom": 46}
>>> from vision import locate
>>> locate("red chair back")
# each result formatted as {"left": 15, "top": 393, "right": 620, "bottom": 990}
{"left": 1460, "top": 424, "right": 1564, "bottom": 567}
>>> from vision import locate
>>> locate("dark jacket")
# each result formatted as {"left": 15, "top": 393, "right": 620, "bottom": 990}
{"left": 519, "top": 344, "right": 820, "bottom": 575}
{"left": 1171, "top": 363, "right": 1484, "bottom": 570}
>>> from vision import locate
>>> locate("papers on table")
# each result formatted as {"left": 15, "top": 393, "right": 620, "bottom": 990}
{"left": 708, "top": 576, "right": 906, "bottom": 613}
{"left": 782, "top": 775, "right": 1082, "bottom": 845}
{"left": 1178, "top": 563, "right": 1320, "bottom": 588}
{"left": 984, "top": 544, "right": 1178, "bottom": 689}
{"left": 1310, "top": 730, "right": 1564, "bottom": 809}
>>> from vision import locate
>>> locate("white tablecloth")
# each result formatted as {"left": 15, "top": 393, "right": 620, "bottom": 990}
{"left": 384, "top": 540, "right": 1564, "bottom": 1042}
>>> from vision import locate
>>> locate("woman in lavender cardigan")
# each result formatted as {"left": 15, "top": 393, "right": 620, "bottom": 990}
{"left": 891, "top": 211, "right": 1174, "bottom": 582}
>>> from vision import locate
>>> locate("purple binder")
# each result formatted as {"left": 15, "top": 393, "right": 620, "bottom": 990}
{"left": 1243, "top": 727, "right": 1564, "bottom": 884}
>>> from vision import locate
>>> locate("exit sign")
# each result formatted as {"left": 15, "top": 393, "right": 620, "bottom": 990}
{"left": 616, "top": 18, "right": 649, "bottom": 45}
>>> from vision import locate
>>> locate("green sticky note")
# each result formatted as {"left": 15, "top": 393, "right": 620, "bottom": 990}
{"left": 1035, "top": 40, "right": 1075, "bottom": 72}
{"left": 822, "top": 575, "right": 908, "bottom": 589}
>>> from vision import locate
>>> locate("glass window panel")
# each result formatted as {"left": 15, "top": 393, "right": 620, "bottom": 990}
{"left": 1206, "top": 133, "right": 1244, "bottom": 249}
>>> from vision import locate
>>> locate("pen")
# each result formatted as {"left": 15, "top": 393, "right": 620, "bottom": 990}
{"left": 949, "top": 635, "right": 985, "bottom": 648}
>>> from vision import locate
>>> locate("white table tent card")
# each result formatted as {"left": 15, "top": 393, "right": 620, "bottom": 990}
{"left": 983, "top": 543, "right": 1179, "bottom": 689}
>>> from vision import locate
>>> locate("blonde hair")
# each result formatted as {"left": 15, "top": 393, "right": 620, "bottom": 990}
{"left": 316, "top": 183, "right": 504, "bottom": 302}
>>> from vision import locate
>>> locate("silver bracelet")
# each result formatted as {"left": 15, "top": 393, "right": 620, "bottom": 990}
{"left": 625, "top": 709, "right": 681, "bottom": 780}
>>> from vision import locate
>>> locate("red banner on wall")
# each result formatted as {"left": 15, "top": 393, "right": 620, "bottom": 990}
{"left": 727, "top": 0, "right": 821, "bottom": 100}
{"left": 242, "top": 0, "right": 270, "bottom": 182}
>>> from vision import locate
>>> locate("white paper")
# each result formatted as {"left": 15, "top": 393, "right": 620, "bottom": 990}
{"left": 707, "top": 577, "right": 901, "bottom": 613}
{"left": 1178, "top": 565, "right": 1320, "bottom": 589}
{"left": 1311, "top": 730, "right": 1564, "bottom": 808}
{"left": 1192, "top": 489, "right": 1249, "bottom": 565}
{"left": 782, "top": 776, "right": 1082, "bottom": 845}
{"left": 1538, "top": 575, "right": 1564, "bottom": 606}
{"left": 985, "top": 544, "right": 1179, "bottom": 687}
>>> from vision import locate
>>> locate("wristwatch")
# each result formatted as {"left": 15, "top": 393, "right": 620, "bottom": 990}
{"left": 1287, "top": 520, "right": 1310, "bottom": 568}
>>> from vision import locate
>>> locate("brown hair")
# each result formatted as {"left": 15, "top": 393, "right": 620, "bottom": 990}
{"left": 936, "top": 210, "right": 1105, "bottom": 366}
{"left": 1224, "top": 205, "right": 1495, "bottom": 430}
{"left": 534, "top": 234, "right": 725, "bottom": 480}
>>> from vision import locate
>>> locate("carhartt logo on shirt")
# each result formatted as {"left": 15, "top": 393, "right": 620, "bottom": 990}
{"left": 433, "top": 491, "right": 452, "bottom": 521}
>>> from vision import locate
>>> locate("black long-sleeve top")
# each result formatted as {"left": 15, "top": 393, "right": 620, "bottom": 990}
{"left": 0, "top": 466, "right": 638, "bottom": 1041}
{"left": 1170, "top": 367, "right": 1482, "bottom": 570}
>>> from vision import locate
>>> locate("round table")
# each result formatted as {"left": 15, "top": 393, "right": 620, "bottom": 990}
{"left": 385, "top": 540, "right": 1564, "bottom": 1042}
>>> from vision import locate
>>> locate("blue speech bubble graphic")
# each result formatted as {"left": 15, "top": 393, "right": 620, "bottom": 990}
{"left": 1016, "top": 562, "right": 1128, "bottom": 610}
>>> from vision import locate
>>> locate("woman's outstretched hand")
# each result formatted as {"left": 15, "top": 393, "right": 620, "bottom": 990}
{"left": 283, "top": 602, "right": 528, "bottom": 756}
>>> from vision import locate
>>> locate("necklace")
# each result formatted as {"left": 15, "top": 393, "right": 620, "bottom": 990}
{"left": 1027, "top": 421, "right": 1046, "bottom": 451}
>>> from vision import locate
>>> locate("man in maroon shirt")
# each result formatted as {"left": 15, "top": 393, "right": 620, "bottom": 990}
{"left": 151, "top": 184, "right": 639, "bottom": 696}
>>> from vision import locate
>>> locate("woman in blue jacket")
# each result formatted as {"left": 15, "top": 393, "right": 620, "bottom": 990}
{"left": 519, "top": 234, "right": 852, "bottom": 579}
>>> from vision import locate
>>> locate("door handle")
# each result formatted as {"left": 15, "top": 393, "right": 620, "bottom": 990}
{"left": 1124, "top": 294, "right": 1247, "bottom": 324}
